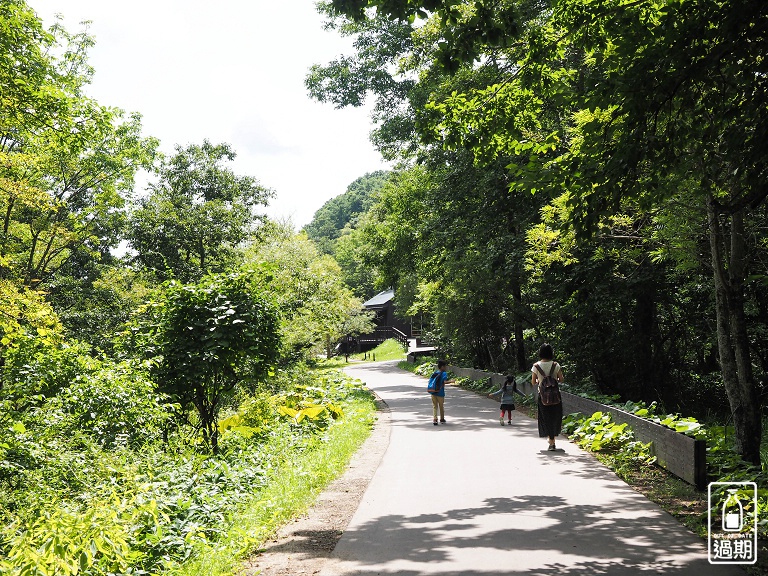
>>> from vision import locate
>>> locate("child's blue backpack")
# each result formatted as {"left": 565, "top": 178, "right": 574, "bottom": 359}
{"left": 427, "top": 371, "right": 442, "bottom": 394}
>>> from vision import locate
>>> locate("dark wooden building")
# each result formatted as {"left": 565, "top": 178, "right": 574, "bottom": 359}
{"left": 349, "top": 289, "right": 412, "bottom": 352}
{"left": 362, "top": 289, "right": 412, "bottom": 336}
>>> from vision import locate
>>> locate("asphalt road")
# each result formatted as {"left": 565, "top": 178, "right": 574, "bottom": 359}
{"left": 319, "top": 360, "right": 746, "bottom": 576}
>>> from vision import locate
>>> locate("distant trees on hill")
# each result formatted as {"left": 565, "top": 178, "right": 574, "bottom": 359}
{"left": 303, "top": 170, "right": 390, "bottom": 255}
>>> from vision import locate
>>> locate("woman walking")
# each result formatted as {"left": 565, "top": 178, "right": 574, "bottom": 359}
{"left": 531, "top": 343, "right": 564, "bottom": 451}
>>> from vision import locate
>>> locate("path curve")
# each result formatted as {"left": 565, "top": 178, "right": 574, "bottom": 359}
{"left": 317, "top": 361, "right": 744, "bottom": 576}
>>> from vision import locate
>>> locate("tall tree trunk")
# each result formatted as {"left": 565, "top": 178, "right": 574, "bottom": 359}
{"left": 707, "top": 195, "right": 762, "bottom": 464}
{"left": 512, "top": 280, "right": 527, "bottom": 371}
{"left": 632, "top": 276, "right": 655, "bottom": 402}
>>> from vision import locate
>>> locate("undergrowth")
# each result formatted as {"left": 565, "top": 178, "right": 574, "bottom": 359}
{"left": 0, "top": 366, "right": 377, "bottom": 576}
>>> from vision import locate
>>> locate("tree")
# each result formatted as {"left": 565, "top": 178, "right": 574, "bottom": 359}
{"left": 308, "top": 3, "right": 549, "bottom": 371}
{"left": 134, "top": 272, "right": 280, "bottom": 453}
{"left": 303, "top": 170, "right": 390, "bottom": 255}
{"left": 128, "top": 140, "right": 272, "bottom": 283}
{"left": 243, "top": 226, "right": 373, "bottom": 362}
{"left": 14, "top": 100, "right": 155, "bottom": 287}
{"left": 322, "top": 0, "right": 768, "bottom": 463}
{"left": 0, "top": 11, "right": 156, "bottom": 290}
{"left": 0, "top": 4, "right": 157, "bottom": 353}
{"left": 0, "top": 280, "right": 62, "bottom": 352}
{"left": 50, "top": 262, "right": 156, "bottom": 351}
{"left": 334, "top": 224, "right": 378, "bottom": 299}
{"left": 0, "top": 0, "right": 59, "bottom": 136}
{"left": 530, "top": 0, "right": 768, "bottom": 464}
{"left": 355, "top": 158, "right": 538, "bottom": 372}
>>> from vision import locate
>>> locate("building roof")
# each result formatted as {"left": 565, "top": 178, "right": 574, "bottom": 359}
{"left": 363, "top": 289, "right": 394, "bottom": 308}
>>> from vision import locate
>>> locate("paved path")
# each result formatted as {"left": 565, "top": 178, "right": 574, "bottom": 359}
{"left": 320, "top": 361, "right": 745, "bottom": 576}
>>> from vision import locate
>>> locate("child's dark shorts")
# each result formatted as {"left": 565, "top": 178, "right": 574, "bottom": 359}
{"left": 500, "top": 404, "right": 515, "bottom": 412}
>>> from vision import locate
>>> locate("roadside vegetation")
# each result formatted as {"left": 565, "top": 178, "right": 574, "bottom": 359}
{"left": 0, "top": 358, "right": 377, "bottom": 576}
{"left": 0, "top": 5, "right": 379, "bottom": 573}
{"left": 3, "top": 0, "right": 767, "bottom": 572}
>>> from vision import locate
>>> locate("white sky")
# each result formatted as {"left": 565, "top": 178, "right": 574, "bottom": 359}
{"left": 30, "top": 0, "right": 388, "bottom": 229}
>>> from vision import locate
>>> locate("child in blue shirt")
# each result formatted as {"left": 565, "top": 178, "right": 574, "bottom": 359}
{"left": 488, "top": 375, "right": 526, "bottom": 425}
{"left": 430, "top": 360, "right": 454, "bottom": 425}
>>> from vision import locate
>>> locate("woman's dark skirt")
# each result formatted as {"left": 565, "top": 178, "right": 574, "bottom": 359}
{"left": 538, "top": 400, "right": 563, "bottom": 438}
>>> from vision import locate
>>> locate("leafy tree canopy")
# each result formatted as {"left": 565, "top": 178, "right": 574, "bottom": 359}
{"left": 0, "top": 2, "right": 157, "bottom": 350}
{"left": 315, "top": 0, "right": 768, "bottom": 463}
{"left": 127, "top": 140, "right": 273, "bottom": 283}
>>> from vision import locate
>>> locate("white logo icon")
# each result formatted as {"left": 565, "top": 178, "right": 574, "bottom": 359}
{"left": 708, "top": 481, "right": 757, "bottom": 565}
{"left": 722, "top": 488, "right": 744, "bottom": 532}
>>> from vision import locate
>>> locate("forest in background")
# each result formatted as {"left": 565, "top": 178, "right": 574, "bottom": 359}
{"left": 304, "top": 0, "right": 768, "bottom": 466}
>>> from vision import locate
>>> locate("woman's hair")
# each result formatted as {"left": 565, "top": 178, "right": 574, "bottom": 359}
{"left": 538, "top": 343, "right": 554, "bottom": 360}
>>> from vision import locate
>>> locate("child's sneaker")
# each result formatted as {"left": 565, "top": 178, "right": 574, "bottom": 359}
{"left": 499, "top": 417, "right": 505, "bottom": 425}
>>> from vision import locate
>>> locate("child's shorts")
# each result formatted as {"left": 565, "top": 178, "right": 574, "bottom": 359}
{"left": 500, "top": 404, "right": 515, "bottom": 412}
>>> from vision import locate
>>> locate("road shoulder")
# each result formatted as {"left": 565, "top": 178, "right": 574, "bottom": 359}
{"left": 240, "top": 392, "right": 391, "bottom": 576}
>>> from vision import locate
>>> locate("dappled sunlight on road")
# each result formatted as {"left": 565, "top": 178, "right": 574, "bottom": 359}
{"left": 320, "top": 361, "right": 745, "bottom": 576}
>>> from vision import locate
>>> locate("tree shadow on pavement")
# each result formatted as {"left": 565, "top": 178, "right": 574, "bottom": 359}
{"left": 329, "top": 494, "right": 744, "bottom": 575}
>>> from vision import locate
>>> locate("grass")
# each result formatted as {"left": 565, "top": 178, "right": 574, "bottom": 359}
{"left": 172, "top": 390, "right": 378, "bottom": 576}
{"left": 351, "top": 339, "right": 408, "bottom": 362}
{"left": 316, "top": 339, "right": 408, "bottom": 369}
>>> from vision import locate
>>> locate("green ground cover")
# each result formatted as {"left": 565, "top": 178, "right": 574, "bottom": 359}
{"left": 0, "top": 365, "right": 378, "bottom": 576}
{"left": 318, "top": 338, "right": 408, "bottom": 369}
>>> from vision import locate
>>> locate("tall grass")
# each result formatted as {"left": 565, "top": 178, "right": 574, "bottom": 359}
{"left": 173, "top": 391, "right": 378, "bottom": 576}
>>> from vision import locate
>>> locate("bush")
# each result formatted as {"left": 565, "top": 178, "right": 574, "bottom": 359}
{"left": 0, "top": 499, "right": 137, "bottom": 576}
{"left": 0, "top": 321, "right": 373, "bottom": 576}
{"left": 54, "top": 361, "right": 175, "bottom": 448}
{"left": 1, "top": 336, "right": 96, "bottom": 403}
{"left": 132, "top": 273, "right": 281, "bottom": 453}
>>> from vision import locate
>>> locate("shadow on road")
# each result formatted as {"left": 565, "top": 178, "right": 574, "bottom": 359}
{"left": 332, "top": 494, "right": 731, "bottom": 575}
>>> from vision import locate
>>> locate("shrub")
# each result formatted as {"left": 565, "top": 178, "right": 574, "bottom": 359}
{"left": 1, "top": 336, "right": 95, "bottom": 403}
{"left": 54, "top": 361, "right": 175, "bottom": 448}
{"left": 0, "top": 499, "right": 137, "bottom": 576}
{"left": 133, "top": 273, "right": 281, "bottom": 453}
